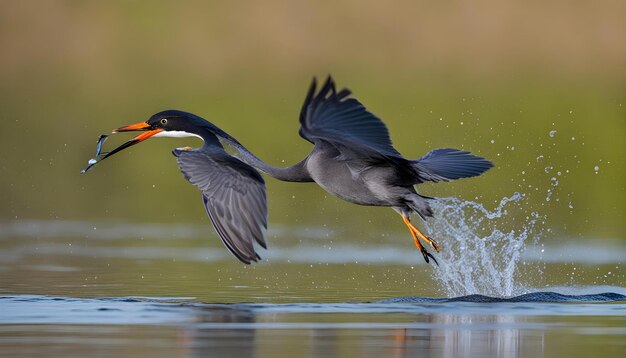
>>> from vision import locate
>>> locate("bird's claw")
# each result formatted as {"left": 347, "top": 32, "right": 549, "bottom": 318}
{"left": 420, "top": 248, "right": 439, "bottom": 266}
{"left": 426, "top": 237, "right": 441, "bottom": 253}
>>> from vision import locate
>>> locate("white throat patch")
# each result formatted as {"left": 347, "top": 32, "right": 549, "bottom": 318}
{"left": 153, "top": 131, "right": 204, "bottom": 140}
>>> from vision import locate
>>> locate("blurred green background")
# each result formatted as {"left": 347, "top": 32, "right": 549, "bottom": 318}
{"left": 0, "top": 0, "right": 624, "bottom": 242}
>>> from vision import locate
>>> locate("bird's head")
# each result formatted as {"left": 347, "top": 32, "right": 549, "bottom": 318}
{"left": 81, "top": 110, "right": 213, "bottom": 173}
{"left": 114, "top": 110, "right": 206, "bottom": 140}
{"left": 109, "top": 110, "right": 211, "bottom": 151}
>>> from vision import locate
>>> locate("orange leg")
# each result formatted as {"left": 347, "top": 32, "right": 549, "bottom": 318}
{"left": 402, "top": 216, "right": 441, "bottom": 252}
{"left": 401, "top": 215, "right": 440, "bottom": 265}
{"left": 402, "top": 216, "right": 426, "bottom": 251}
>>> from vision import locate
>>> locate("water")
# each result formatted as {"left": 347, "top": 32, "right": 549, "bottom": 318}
{"left": 426, "top": 193, "right": 537, "bottom": 297}
{"left": 1, "top": 214, "right": 625, "bottom": 357}
{"left": 1, "top": 292, "right": 625, "bottom": 357}
{"left": 0, "top": 169, "right": 623, "bottom": 357}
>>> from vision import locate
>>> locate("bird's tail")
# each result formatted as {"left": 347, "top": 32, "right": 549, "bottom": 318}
{"left": 411, "top": 148, "right": 493, "bottom": 183}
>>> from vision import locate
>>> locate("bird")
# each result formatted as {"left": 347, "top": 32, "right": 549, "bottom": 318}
{"left": 84, "top": 76, "right": 493, "bottom": 265}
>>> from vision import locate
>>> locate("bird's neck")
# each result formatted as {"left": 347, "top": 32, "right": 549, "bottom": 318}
{"left": 239, "top": 151, "right": 312, "bottom": 182}
{"left": 206, "top": 124, "right": 313, "bottom": 183}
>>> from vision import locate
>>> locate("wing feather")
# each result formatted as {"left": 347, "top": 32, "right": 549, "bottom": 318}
{"left": 299, "top": 76, "right": 402, "bottom": 158}
{"left": 174, "top": 148, "right": 268, "bottom": 264}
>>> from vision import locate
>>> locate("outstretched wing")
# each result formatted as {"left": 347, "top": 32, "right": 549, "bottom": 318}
{"left": 299, "top": 76, "right": 402, "bottom": 158}
{"left": 173, "top": 148, "right": 268, "bottom": 264}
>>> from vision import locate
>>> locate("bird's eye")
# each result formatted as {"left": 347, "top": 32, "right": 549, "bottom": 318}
{"left": 160, "top": 118, "right": 168, "bottom": 125}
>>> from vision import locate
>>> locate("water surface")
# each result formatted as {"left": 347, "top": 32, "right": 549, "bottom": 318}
{"left": 1, "top": 219, "right": 625, "bottom": 357}
{"left": 1, "top": 292, "right": 625, "bottom": 357}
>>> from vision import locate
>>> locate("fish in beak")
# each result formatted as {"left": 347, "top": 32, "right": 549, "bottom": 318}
{"left": 80, "top": 122, "right": 163, "bottom": 173}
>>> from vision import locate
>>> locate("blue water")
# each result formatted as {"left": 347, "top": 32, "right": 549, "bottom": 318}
{"left": 1, "top": 292, "right": 625, "bottom": 357}
{"left": 2, "top": 291, "right": 625, "bottom": 325}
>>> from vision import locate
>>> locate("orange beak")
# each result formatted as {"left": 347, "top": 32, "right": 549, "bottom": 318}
{"left": 97, "top": 122, "right": 163, "bottom": 160}
{"left": 113, "top": 121, "right": 164, "bottom": 142}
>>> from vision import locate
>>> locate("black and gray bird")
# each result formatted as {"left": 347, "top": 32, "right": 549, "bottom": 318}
{"left": 84, "top": 76, "right": 493, "bottom": 265}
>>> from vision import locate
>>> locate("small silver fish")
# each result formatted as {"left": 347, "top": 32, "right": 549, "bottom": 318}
{"left": 81, "top": 135, "right": 109, "bottom": 173}
{"left": 95, "top": 134, "right": 108, "bottom": 156}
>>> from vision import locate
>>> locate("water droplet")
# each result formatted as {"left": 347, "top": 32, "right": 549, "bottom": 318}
{"left": 549, "top": 130, "right": 557, "bottom": 137}
{"left": 427, "top": 193, "right": 538, "bottom": 297}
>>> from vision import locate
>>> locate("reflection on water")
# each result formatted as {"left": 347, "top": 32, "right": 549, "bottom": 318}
{"left": 420, "top": 314, "right": 542, "bottom": 358}
{"left": 2, "top": 294, "right": 626, "bottom": 357}
{"left": 178, "top": 305, "right": 257, "bottom": 357}
{"left": 180, "top": 312, "right": 544, "bottom": 358}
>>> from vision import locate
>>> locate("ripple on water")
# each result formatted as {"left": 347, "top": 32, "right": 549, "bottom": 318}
{"left": 1, "top": 289, "right": 625, "bottom": 326}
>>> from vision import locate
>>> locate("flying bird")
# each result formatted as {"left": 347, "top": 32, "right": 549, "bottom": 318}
{"left": 83, "top": 76, "right": 493, "bottom": 265}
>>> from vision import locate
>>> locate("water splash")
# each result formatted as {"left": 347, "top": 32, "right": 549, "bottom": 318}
{"left": 426, "top": 193, "right": 540, "bottom": 297}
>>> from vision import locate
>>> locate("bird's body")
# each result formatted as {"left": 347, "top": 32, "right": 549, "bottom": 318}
{"left": 83, "top": 76, "right": 493, "bottom": 265}
{"left": 307, "top": 145, "right": 380, "bottom": 205}
{"left": 306, "top": 145, "right": 407, "bottom": 206}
